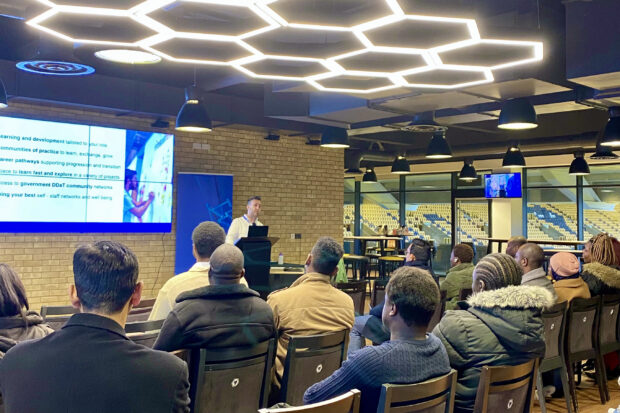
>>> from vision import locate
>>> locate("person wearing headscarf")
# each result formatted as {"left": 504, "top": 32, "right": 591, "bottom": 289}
{"left": 581, "top": 233, "right": 620, "bottom": 296}
{"left": 433, "top": 253, "right": 552, "bottom": 413}
{"left": 550, "top": 252, "right": 590, "bottom": 303}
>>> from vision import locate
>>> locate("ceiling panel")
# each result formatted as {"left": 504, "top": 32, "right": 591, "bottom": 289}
{"left": 375, "top": 90, "right": 493, "bottom": 113}
{"left": 463, "top": 78, "right": 570, "bottom": 100}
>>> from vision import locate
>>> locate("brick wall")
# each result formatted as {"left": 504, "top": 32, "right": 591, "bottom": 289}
{"left": 0, "top": 102, "right": 344, "bottom": 311}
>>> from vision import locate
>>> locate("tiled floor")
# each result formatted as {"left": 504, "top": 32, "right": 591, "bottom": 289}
{"left": 533, "top": 376, "right": 620, "bottom": 413}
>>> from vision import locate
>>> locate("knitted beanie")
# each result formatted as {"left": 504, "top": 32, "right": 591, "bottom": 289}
{"left": 549, "top": 252, "right": 580, "bottom": 277}
{"left": 473, "top": 253, "right": 523, "bottom": 290}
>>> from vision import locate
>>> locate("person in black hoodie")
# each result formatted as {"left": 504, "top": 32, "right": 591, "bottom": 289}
{"left": 154, "top": 244, "right": 275, "bottom": 351}
{"left": 348, "top": 239, "right": 434, "bottom": 355}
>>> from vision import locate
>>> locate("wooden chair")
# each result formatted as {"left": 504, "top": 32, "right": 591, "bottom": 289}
{"left": 597, "top": 294, "right": 620, "bottom": 402}
{"left": 564, "top": 296, "right": 606, "bottom": 412}
{"left": 473, "top": 359, "right": 539, "bottom": 413}
{"left": 427, "top": 290, "right": 447, "bottom": 332}
{"left": 343, "top": 255, "right": 369, "bottom": 280}
{"left": 336, "top": 281, "right": 367, "bottom": 315}
{"left": 377, "top": 370, "right": 457, "bottom": 413}
{"left": 378, "top": 256, "right": 404, "bottom": 279}
{"left": 458, "top": 288, "right": 473, "bottom": 301}
{"left": 40, "top": 305, "right": 78, "bottom": 331}
{"left": 134, "top": 298, "right": 156, "bottom": 309}
{"left": 281, "top": 330, "right": 349, "bottom": 406}
{"left": 535, "top": 301, "right": 572, "bottom": 413}
{"left": 259, "top": 389, "right": 361, "bottom": 413}
{"left": 189, "top": 338, "right": 276, "bottom": 413}
{"left": 370, "top": 279, "right": 388, "bottom": 309}
{"left": 125, "top": 319, "right": 164, "bottom": 334}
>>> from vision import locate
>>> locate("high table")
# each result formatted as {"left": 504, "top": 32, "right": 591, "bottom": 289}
{"left": 343, "top": 236, "right": 403, "bottom": 256}
{"left": 478, "top": 237, "right": 585, "bottom": 254}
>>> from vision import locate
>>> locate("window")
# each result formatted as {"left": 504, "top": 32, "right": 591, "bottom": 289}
{"left": 582, "top": 164, "right": 620, "bottom": 239}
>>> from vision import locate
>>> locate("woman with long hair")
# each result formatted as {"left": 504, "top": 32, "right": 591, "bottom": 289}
{"left": 0, "top": 264, "right": 53, "bottom": 358}
{"left": 581, "top": 233, "right": 620, "bottom": 296}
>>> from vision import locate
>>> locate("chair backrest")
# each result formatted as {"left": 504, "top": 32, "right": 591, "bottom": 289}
{"left": 40, "top": 305, "right": 77, "bottom": 318}
{"left": 565, "top": 296, "right": 600, "bottom": 358}
{"left": 599, "top": 294, "right": 620, "bottom": 349}
{"left": 540, "top": 300, "right": 568, "bottom": 364}
{"left": 128, "top": 331, "right": 159, "bottom": 348}
{"left": 458, "top": 288, "right": 473, "bottom": 301}
{"left": 134, "top": 298, "right": 156, "bottom": 309}
{"left": 281, "top": 330, "right": 349, "bottom": 406}
{"left": 43, "top": 316, "right": 73, "bottom": 331}
{"left": 189, "top": 338, "right": 276, "bottom": 413}
{"left": 371, "top": 279, "right": 388, "bottom": 308}
{"left": 473, "top": 359, "right": 539, "bottom": 413}
{"left": 377, "top": 370, "right": 457, "bottom": 413}
{"left": 125, "top": 319, "right": 164, "bottom": 334}
{"left": 337, "top": 281, "right": 367, "bottom": 315}
{"left": 126, "top": 306, "right": 152, "bottom": 322}
{"left": 258, "top": 389, "right": 361, "bottom": 413}
{"left": 427, "top": 290, "right": 447, "bottom": 332}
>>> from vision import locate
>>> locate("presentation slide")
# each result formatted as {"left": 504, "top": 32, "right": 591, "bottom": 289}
{"left": 485, "top": 173, "right": 522, "bottom": 198}
{"left": 0, "top": 116, "right": 174, "bottom": 232}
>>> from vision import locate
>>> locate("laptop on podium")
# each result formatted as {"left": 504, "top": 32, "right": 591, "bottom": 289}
{"left": 248, "top": 225, "right": 268, "bottom": 237}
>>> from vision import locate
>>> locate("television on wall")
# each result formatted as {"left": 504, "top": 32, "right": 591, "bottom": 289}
{"left": 484, "top": 173, "right": 522, "bottom": 198}
{"left": 0, "top": 115, "right": 174, "bottom": 232}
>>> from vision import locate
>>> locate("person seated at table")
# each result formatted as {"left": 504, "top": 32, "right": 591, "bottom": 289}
{"left": 581, "top": 233, "right": 620, "bottom": 296}
{"left": 550, "top": 252, "right": 590, "bottom": 303}
{"left": 515, "top": 243, "right": 557, "bottom": 303}
{"left": 348, "top": 239, "right": 434, "bottom": 355}
{"left": 303, "top": 266, "right": 451, "bottom": 413}
{"left": 440, "top": 244, "right": 475, "bottom": 310}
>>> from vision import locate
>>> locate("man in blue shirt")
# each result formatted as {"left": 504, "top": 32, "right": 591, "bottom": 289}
{"left": 303, "top": 266, "right": 450, "bottom": 413}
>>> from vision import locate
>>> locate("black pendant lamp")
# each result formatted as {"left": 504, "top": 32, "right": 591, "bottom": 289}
{"left": 601, "top": 107, "right": 620, "bottom": 147}
{"left": 425, "top": 131, "right": 452, "bottom": 159}
{"left": 569, "top": 152, "right": 590, "bottom": 176}
{"left": 0, "top": 78, "right": 7, "bottom": 108}
{"left": 502, "top": 144, "right": 526, "bottom": 168}
{"left": 590, "top": 141, "right": 618, "bottom": 160}
{"left": 391, "top": 156, "right": 410, "bottom": 174}
{"left": 362, "top": 168, "right": 377, "bottom": 182}
{"left": 320, "top": 127, "right": 349, "bottom": 148}
{"left": 175, "top": 85, "right": 212, "bottom": 133}
{"left": 401, "top": 112, "right": 447, "bottom": 132}
{"left": 459, "top": 160, "right": 478, "bottom": 181}
{"left": 498, "top": 98, "right": 538, "bottom": 130}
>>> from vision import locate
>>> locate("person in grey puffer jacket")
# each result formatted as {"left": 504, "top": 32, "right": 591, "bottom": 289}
{"left": 433, "top": 253, "right": 553, "bottom": 413}
{"left": 0, "top": 264, "right": 53, "bottom": 358}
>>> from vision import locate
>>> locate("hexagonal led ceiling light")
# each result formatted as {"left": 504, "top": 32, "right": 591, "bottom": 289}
{"left": 27, "top": 0, "right": 543, "bottom": 93}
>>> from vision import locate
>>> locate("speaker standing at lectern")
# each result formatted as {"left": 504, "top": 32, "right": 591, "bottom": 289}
{"left": 226, "top": 195, "right": 264, "bottom": 245}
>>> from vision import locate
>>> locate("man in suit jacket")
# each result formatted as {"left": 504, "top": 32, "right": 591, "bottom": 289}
{"left": 0, "top": 241, "right": 190, "bottom": 413}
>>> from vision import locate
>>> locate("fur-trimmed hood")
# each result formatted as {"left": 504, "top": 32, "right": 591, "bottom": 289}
{"left": 467, "top": 285, "right": 555, "bottom": 309}
{"left": 582, "top": 262, "right": 620, "bottom": 289}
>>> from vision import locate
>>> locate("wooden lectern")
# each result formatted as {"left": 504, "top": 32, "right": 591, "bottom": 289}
{"left": 236, "top": 236, "right": 279, "bottom": 297}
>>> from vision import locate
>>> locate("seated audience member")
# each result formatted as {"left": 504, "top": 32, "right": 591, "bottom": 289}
{"left": 441, "top": 244, "right": 475, "bottom": 310}
{"left": 348, "top": 239, "right": 434, "bottom": 354}
{"left": 433, "top": 253, "right": 551, "bottom": 413}
{"left": 515, "top": 243, "right": 557, "bottom": 302}
{"left": 0, "top": 241, "right": 190, "bottom": 413}
{"left": 149, "top": 221, "right": 247, "bottom": 321}
{"left": 267, "top": 237, "right": 355, "bottom": 390}
{"left": 303, "top": 266, "right": 451, "bottom": 413}
{"left": 154, "top": 244, "right": 275, "bottom": 351}
{"left": 581, "top": 233, "right": 620, "bottom": 295}
{"left": 550, "top": 252, "right": 590, "bottom": 303}
{"left": 505, "top": 236, "right": 527, "bottom": 258}
{"left": 0, "top": 264, "right": 53, "bottom": 358}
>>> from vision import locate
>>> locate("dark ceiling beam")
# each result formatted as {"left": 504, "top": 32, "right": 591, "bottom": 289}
{"left": 196, "top": 73, "right": 255, "bottom": 92}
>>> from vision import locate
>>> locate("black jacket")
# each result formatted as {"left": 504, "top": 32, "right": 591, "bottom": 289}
{"left": 433, "top": 286, "right": 553, "bottom": 413}
{"left": 581, "top": 262, "right": 620, "bottom": 296}
{"left": 0, "top": 313, "right": 189, "bottom": 413}
{"left": 154, "top": 283, "right": 275, "bottom": 352}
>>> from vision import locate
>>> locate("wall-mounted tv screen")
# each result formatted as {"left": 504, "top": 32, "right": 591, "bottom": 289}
{"left": 0, "top": 116, "right": 174, "bottom": 232}
{"left": 484, "top": 173, "right": 522, "bottom": 198}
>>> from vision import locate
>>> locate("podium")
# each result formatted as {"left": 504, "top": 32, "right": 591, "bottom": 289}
{"left": 236, "top": 236, "right": 279, "bottom": 296}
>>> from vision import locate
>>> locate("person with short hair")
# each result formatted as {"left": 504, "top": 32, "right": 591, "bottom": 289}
{"left": 154, "top": 244, "right": 275, "bottom": 351}
{"left": 550, "top": 252, "right": 590, "bottom": 303}
{"left": 515, "top": 243, "right": 557, "bottom": 302}
{"left": 581, "top": 233, "right": 620, "bottom": 295}
{"left": 433, "top": 253, "right": 551, "bottom": 413}
{"left": 267, "top": 237, "right": 354, "bottom": 391}
{"left": 226, "top": 196, "right": 263, "bottom": 245}
{"left": 0, "top": 264, "right": 53, "bottom": 358}
{"left": 303, "top": 267, "right": 451, "bottom": 413}
{"left": 149, "top": 221, "right": 247, "bottom": 321}
{"left": 441, "top": 244, "right": 475, "bottom": 310}
{"left": 505, "top": 235, "right": 527, "bottom": 257}
{"left": 0, "top": 241, "right": 190, "bottom": 413}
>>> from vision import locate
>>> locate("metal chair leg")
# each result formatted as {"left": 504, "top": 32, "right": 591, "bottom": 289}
{"left": 566, "top": 358, "right": 579, "bottom": 413}
{"left": 536, "top": 370, "right": 547, "bottom": 413}
{"left": 559, "top": 364, "right": 574, "bottom": 413}
{"left": 594, "top": 355, "right": 608, "bottom": 404}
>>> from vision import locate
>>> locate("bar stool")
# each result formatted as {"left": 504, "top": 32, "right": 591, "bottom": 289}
{"left": 378, "top": 256, "right": 404, "bottom": 279}
{"left": 343, "top": 255, "right": 369, "bottom": 280}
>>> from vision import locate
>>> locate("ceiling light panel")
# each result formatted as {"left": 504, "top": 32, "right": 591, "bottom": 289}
{"left": 27, "top": 0, "right": 544, "bottom": 93}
